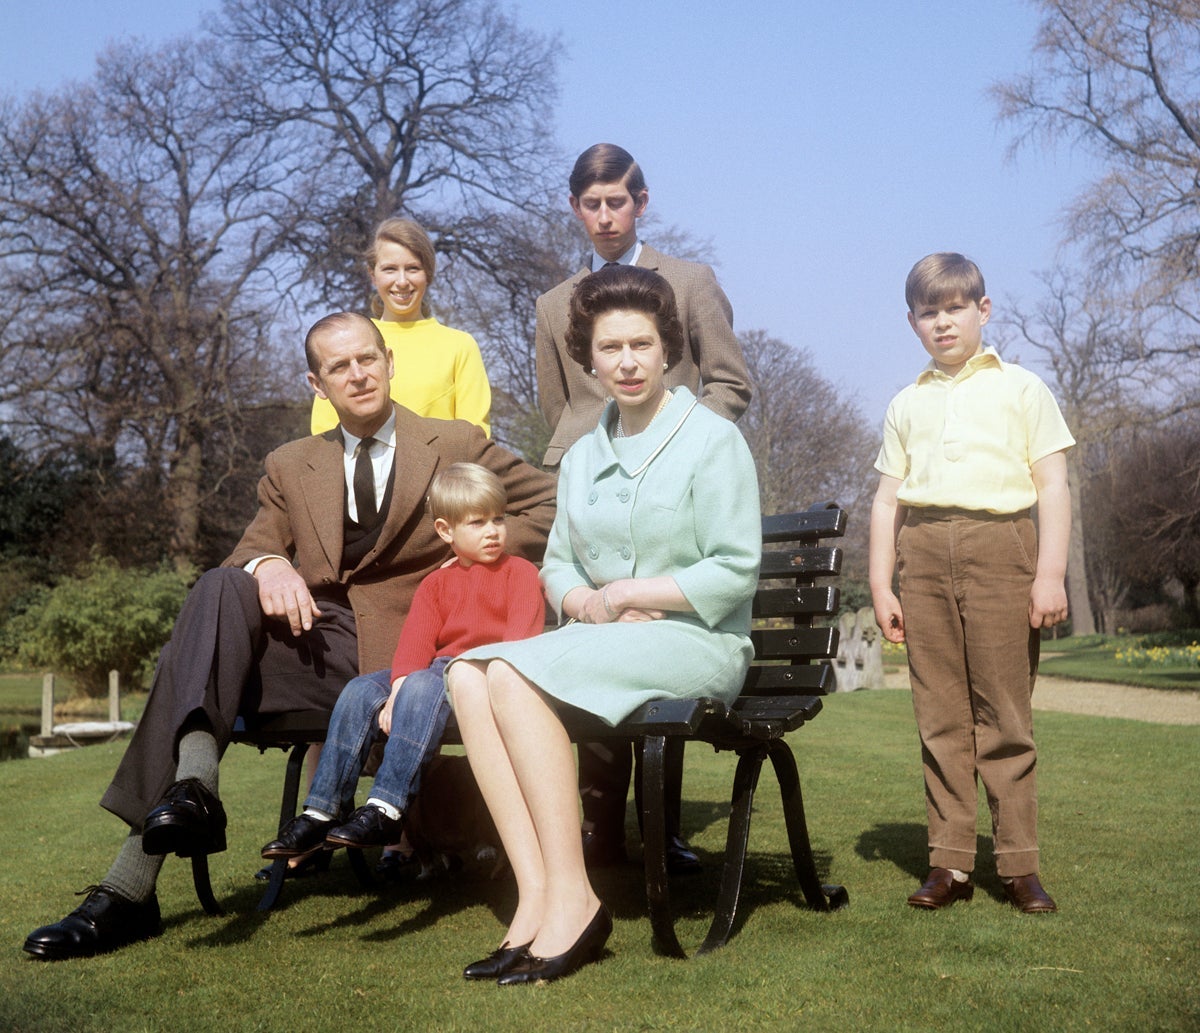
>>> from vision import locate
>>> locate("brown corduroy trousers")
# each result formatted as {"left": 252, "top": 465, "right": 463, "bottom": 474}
{"left": 897, "top": 508, "right": 1041, "bottom": 878}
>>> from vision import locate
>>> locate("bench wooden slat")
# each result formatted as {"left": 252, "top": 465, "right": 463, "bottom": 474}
{"left": 722, "top": 694, "right": 825, "bottom": 740}
{"left": 751, "top": 626, "right": 837, "bottom": 662}
{"left": 759, "top": 545, "right": 843, "bottom": 578}
{"left": 761, "top": 505, "right": 847, "bottom": 541}
{"left": 753, "top": 585, "right": 839, "bottom": 618}
{"left": 742, "top": 661, "right": 836, "bottom": 694}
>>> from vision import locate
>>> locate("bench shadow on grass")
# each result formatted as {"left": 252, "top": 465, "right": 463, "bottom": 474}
{"left": 180, "top": 794, "right": 836, "bottom": 953}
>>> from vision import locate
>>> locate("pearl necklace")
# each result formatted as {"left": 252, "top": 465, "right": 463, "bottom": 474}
{"left": 615, "top": 390, "right": 672, "bottom": 438}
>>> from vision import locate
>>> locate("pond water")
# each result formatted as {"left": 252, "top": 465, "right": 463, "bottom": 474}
{"left": 0, "top": 713, "right": 39, "bottom": 762}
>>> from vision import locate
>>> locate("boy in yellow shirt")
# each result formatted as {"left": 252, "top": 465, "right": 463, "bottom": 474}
{"left": 869, "top": 253, "right": 1074, "bottom": 913}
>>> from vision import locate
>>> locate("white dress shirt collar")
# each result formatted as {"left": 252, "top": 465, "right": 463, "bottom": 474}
{"left": 589, "top": 240, "right": 643, "bottom": 272}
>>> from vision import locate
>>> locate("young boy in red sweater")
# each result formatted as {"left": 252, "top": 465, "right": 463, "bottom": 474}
{"left": 261, "top": 462, "right": 546, "bottom": 861}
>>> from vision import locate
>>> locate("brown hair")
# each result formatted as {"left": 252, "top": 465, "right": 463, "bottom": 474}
{"left": 365, "top": 218, "right": 436, "bottom": 319}
{"left": 564, "top": 265, "right": 684, "bottom": 371}
{"left": 304, "top": 312, "right": 387, "bottom": 375}
{"left": 905, "top": 252, "right": 986, "bottom": 311}
{"left": 568, "top": 143, "right": 647, "bottom": 200}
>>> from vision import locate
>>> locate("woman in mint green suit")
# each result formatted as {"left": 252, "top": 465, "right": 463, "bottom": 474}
{"left": 447, "top": 266, "right": 760, "bottom": 985}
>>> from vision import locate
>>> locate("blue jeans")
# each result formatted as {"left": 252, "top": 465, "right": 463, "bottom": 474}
{"left": 305, "top": 658, "right": 451, "bottom": 816}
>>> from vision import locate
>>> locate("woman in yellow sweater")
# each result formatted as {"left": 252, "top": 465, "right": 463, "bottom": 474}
{"left": 295, "top": 219, "right": 492, "bottom": 883}
{"left": 311, "top": 218, "right": 492, "bottom": 436}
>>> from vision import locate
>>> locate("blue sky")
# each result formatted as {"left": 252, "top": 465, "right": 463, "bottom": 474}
{"left": 0, "top": 0, "right": 1097, "bottom": 421}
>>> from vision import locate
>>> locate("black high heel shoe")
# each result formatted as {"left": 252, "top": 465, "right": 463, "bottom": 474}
{"left": 497, "top": 906, "right": 612, "bottom": 985}
{"left": 463, "top": 941, "right": 532, "bottom": 980}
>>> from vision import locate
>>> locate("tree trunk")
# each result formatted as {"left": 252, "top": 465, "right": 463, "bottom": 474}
{"left": 1064, "top": 450, "right": 1096, "bottom": 636}
{"left": 169, "top": 427, "right": 204, "bottom": 572}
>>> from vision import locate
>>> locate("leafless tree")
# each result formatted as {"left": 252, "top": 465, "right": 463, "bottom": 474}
{"left": 0, "top": 38, "right": 308, "bottom": 569}
{"left": 738, "top": 330, "right": 876, "bottom": 576}
{"left": 0, "top": 1, "right": 567, "bottom": 568}
{"left": 434, "top": 203, "right": 580, "bottom": 460}
{"left": 1000, "top": 267, "right": 1197, "bottom": 632}
{"left": 1096, "top": 414, "right": 1200, "bottom": 626}
{"left": 208, "top": 0, "right": 564, "bottom": 312}
{"left": 993, "top": 0, "right": 1200, "bottom": 352}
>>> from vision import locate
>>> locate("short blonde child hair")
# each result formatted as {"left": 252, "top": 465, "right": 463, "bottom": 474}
{"left": 905, "top": 252, "right": 986, "bottom": 312}
{"left": 427, "top": 463, "right": 507, "bottom": 525}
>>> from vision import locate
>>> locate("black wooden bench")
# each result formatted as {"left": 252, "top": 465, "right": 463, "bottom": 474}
{"left": 197, "top": 502, "right": 850, "bottom": 956}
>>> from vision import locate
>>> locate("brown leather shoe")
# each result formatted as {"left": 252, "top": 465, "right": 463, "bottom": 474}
{"left": 907, "top": 868, "right": 974, "bottom": 909}
{"left": 1003, "top": 874, "right": 1057, "bottom": 913}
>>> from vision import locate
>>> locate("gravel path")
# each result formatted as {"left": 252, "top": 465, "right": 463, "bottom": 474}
{"left": 881, "top": 670, "right": 1200, "bottom": 726}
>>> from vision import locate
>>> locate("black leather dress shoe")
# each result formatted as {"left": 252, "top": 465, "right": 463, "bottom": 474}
{"left": 375, "top": 849, "right": 417, "bottom": 879}
{"left": 261, "top": 813, "right": 335, "bottom": 859}
{"left": 907, "top": 868, "right": 975, "bottom": 910}
{"left": 325, "top": 805, "right": 404, "bottom": 849}
{"left": 23, "top": 885, "right": 162, "bottom": 961}
{"left": 462, "top": 942, "right": 532, "bottom": 980}
{"left": 497, "top": 906, "right": 612, "bottom": 985}
{"left": 581, "top": 830, "right": 628, "bottom": 868}
{"left": 665, "top": 835, "right": 702, "bottom": 875}
{"left": 255, "top": 847, "right": 331, "bottom": 882}
{"left": 142, "top": 777, "right": 227, "bottom": 857}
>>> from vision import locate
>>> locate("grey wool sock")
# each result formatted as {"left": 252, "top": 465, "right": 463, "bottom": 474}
{"left": 103, "top": 830, "right": 165, "bottom": 903}
{"left": 174, "top": 728, "right": 219, "bottom": 793}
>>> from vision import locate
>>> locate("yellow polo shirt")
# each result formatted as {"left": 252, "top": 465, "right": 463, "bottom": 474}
{"left": 875, "top": 347, "right": 1075, "bottom": 514}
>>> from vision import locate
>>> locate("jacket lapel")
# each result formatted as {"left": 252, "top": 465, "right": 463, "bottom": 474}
{"left": 300, "top": 430, "right": 347, "bottom": 577}
{"left": 635, "top": 244, "right": 662, "bottom": 272}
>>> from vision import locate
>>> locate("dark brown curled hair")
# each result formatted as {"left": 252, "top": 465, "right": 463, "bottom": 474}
{"left": 564, "top": 265, "right": 685, "bottom": 371}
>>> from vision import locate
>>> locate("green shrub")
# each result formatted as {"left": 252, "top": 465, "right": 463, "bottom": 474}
{"left": 10, "top": 556, "right": 194, "bottom": 697}
{"left": 1137, "top": 628, "right": 1200, "bottom": 649}
{"left": 0, "top": 556, "right": 52, "bottom": 671}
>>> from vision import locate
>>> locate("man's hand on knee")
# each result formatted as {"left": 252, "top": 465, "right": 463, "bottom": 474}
{"left": 254, "top": 558, "right": 323, "bottom": 635}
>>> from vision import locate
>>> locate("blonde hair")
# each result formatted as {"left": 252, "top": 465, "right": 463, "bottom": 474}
{"left": 905, "top": 252, "right": 986, "bottom": 311}
{"left": 428, "top": 463, "right": 507, "bottom": 525}
{"left": 365, "top": 217, "right": 436, "bottom": 319}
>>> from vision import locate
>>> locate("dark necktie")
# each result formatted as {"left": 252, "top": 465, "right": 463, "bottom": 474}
{"left": 354, "top": 437, "right": 377, "bottom": 525}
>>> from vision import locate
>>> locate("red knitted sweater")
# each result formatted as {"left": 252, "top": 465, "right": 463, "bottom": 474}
{"left": 390, "top": 553, "right": 544, "bottom": 680}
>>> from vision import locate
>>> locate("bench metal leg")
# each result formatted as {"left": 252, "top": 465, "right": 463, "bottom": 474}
{"left": 643, "top": 736, "right": 849, "bottom": 958}
{"left": 767, "top": 739, "right": 849, "bottom": 912}
{"left": 256, "top": 857, "right": 290, "bottom": 911}
{"left": 346, "top": 845, "right": 372, "bottom": 886}
{"left": 639, "top": 734, "right": 686, "bottom": 958}
{"left": 251, "top": 741, "right": 312, "bottom": 911}
{"left": 191, "top": 855, "right": 224, "bottom": 916}
{"left": 697, "top": 743, "right": 766, "bottom": 955}
{"left": 256, "top": 742, "right": 372, "bottom": 910}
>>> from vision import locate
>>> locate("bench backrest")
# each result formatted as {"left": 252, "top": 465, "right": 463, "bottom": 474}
{"left": 745, "top": 502, "right": 846, "bottom": 697}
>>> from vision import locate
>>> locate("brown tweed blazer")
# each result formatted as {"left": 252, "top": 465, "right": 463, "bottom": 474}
{"left": 534, "top": 243, "right": 751, "bottom": 468}
{"left": 223, "top": 403, "right": 556, "bottom": 672}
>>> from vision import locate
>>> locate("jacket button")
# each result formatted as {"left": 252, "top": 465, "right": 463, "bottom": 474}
{"left": 588, "top": 490, "right": 598, "bottom": 505}
{"left": 617, "top": 489, "right": 630, "bottom": 503}
{"left": 620, "top": 546, "right": 631, "bottom": 560}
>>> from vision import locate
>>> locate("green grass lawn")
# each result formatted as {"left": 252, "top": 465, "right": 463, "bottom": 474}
{"left": 0, "top": 672, "right": 52, "bottom": 712}
{"left": 2, "top": 690, "right": 1196, "bottom": 1033}
{"left": 0, "top": 671, "right": 147, "bottom": 721}
{"left": 1038, "top": 634, "right": 1200, "bottom": 692}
